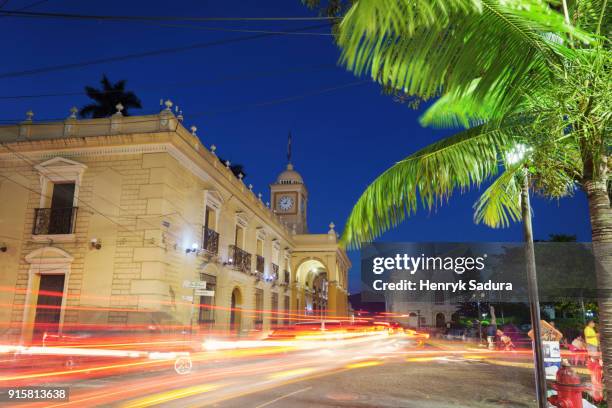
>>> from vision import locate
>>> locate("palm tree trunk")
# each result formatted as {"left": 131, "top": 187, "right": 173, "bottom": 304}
{"left": 521, "top": 174, "right": 547, "bottom": 408}
{"left": 584, "top": 177, "right": 612, "bottom": 400}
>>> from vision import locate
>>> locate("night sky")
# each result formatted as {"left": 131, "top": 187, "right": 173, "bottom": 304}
{"left": 1, "top": 0, "right": 592, "bottom": 292}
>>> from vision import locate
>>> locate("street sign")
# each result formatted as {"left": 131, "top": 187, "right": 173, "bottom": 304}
{"left": 182, "top": 280, "right": 206, "bottom": 289}
{"left": 181, "top": 295, "right": 194, "bottom": 302}
{"left": 195, "top": 289, "right": 215, "bottom": 297}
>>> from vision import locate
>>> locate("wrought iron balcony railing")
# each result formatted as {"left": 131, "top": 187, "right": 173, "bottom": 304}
{"left": 255, "top": 255, "right": 265, "bottom": 273}
{"left": 270, "top": 263, "right": 279, "bottom": 284}
{"left": 202, "top": 227, "right": 219, "bottom": 255}
{"left": 33, "top": 207, "right": 78, "bottom": 235}
{"left": 228, "top": 245, "right": 251, "bottom": 274}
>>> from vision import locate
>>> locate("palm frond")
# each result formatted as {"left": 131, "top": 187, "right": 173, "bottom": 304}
{"left": 473, "top": 166, "right": 523, "bottom": 228}
{"left": 341, "top": 122, "right": 526, "bottom": 248}
{"left": 78, "top": 104, "right": 97, "bottom": 118}
{"left": 419, "top": 80, "right": 500, "bottom": 128}
{"left": 337, "top": 0, "right": 590, "bottom": 113}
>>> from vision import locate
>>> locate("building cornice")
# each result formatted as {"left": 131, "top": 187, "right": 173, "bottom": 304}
{"left": 0, "top": 130, "right": 296, "bottom": 244}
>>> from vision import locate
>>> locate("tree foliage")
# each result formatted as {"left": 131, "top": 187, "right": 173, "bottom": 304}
{"left": 79, "top": 75, "right": 142, "bottom": 119}
{"left": 336, "top": 0, "right": 610, "bottom": 248}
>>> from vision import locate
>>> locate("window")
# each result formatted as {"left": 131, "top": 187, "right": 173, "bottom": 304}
{"left": 271, "top": 292, "right": 279, "bottom": 327}
{"left": 33, "top": 182, "right": 78, "bottom": 235}
{"left": 203, "top": 190, "right": 222, "bottom": 230}
{"left": 202, "top": 206, "right": 219, "bottom": 254}
{"left": 235, "top": 225, "right": 245, "bottom": 249}
{"left": 33, "top": 157, "right": 86, "bottom": 239}
{"left": 254, "top": 288, "right": 264, "bottom": 330}
{"left": 204, "top": 206, "right": 216, "bottom": 231}
{"left": 283, "top": 256, "right": 291, "bottom": 284}
{"left": 284, "top": 296, "right": 290, "bottom": 325}
{"left": 198, "top": 275, "right": 216, "bottom": 329}
{"left": 234, "top": 212, "right": 249, "bottom": 249}
{"left": 255, "top": 238, "right": 264, "bottom": 274}
{"left": 271, "top": 241, "right": 280, "bottom": 265}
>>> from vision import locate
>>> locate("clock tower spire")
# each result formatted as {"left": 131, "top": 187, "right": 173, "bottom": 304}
{"left": 270, "top": 133, "right": 308, "bottom": 233}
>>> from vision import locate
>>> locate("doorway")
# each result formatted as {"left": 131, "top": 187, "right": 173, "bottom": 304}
{"left": 33, "top": 274, "right": 65, "bottom": 342}
{"left": 436, "top": 313, "right": 446, "bottom": 328}
{"left": 230, "top": 288, "right": 242, "bottom": 335}
{"left": 49, "top": 182, "right": 75, "bottom": 234}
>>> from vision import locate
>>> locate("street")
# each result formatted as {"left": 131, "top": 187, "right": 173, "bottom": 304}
{"left": 2, "top": 334, "right": 539, "bottom": 408}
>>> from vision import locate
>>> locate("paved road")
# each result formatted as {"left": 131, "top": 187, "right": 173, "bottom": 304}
{"left": 214, "top": 358, "right": 537, "bottom": 408}
{"left": 5, "top": 336, "right": 539, "bottom": 408}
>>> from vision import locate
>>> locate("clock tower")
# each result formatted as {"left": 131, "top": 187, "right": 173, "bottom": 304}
{"left": 270, "top": 161, "right": 308, "bottom": 234}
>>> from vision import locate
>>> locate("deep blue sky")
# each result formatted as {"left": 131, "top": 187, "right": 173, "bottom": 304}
{"left": 1, "top": 0, "right": 592, "bottom": 292}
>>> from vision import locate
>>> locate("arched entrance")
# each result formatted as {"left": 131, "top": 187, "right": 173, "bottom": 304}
{"left": 436, "top": 313, "right": 446, "bottom": 328}
{"left": 312, "top": 274, "right": 328, "bottom": 315}
{"left": 295, "top": 259, "right": 328, "bottom": 318}
{"left": 230, "top": 287, "right": 242, "bottom": 334}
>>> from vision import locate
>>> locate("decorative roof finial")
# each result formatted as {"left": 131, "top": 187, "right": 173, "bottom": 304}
{"left": 328, "top": 222, "right": 336, "bottom": 233}
{"left": 164, "top": 99, "right": 173, "bottom": 111}
{"left": 25, "top": 110, "right": 34, "bottom": 121}
{"left": 225, "top": 160, "right": 230, "bottom": 168}
{"left": 210, "top": 144, "right": 217, "bottom": 155}
{"left": 190, "top": 125, "right": 197, "bottom": 136}
{"left": 68, "top": 106, "right": 78, "bottom": 119}
{"left": 248, "top": 184, "right": 253, "bottom": 191}
{"left": 115, "top": 103, "right": 124, "bottom": 116}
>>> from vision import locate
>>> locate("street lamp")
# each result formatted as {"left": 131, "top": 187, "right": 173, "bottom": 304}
{"left": 506, "top": 144, "right": 547, "bottom": 408}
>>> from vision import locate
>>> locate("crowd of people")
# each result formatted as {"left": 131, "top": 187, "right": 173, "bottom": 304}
{"left": 444, "top": 317, "right": 601, "bottom": 363}
{"left": 481, "top": 319, "right": 600, "bottom": 359}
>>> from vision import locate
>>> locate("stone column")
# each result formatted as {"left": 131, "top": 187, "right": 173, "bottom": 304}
{"left": 327, "top": 281, "right": 338, "bottom": 317}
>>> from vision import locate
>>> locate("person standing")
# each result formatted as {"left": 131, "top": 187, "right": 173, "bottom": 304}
{"left": 486, "top": 322, "right": 497, "bottom": 349}
{"left": 486, "top": 306, "right": 497, "bottom": 349}
{"left": 584, "top": 320, "right": 600, "bottom": 358}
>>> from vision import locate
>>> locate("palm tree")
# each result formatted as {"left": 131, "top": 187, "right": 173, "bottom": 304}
{"left": 79, "top": 75, "right": 142, "bottom": 118}
{"left": 335, "top": 0, "right": 610, "bottom": 396}
{"left": 336, "top": 0, "right": 609, "bottom": 244}
{"left": 217, "top": 156, "right": 247, "bottom": 179}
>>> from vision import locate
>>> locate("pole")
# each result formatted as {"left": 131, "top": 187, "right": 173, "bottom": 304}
{"left": 477, "top": 299, "right": 483, "bottom": 345}
{"left": 521, "top": 173, "right": 547, "bottom": 408}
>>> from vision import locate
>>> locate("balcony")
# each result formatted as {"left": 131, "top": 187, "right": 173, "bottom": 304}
{"left": 270, "top": 263, "right": 279, "bottom": 285}
{"left": 228, "top": 245, "right": 251, "bottom": 274}
{"left": 255, "top": 255, "right": 265, "bottom": 274}
{"left": 33, "top": 207, "right": 78, "bottom": 235}
{"left": 202, "top": 227, "right": 219, "bottom": 255}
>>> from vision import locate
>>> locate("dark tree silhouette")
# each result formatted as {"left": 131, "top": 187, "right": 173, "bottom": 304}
{"left": 79, "top": 75, "right": 142, "bottom": 118}
{"left": 218, "top": 156, "right": 247, "bottom": 179}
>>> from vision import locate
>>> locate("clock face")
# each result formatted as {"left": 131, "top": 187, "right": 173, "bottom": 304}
{"left": 279, "top": 195, "right": 294, "bottom": 211}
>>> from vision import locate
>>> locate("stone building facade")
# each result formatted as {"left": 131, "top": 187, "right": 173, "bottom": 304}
{"left": 0, "top": 104, "right": 350, "bottom": 344}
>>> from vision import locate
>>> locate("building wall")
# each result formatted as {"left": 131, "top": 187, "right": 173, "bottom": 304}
{"left": 0, "top": 116, "right": 350, "bottom": 343}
